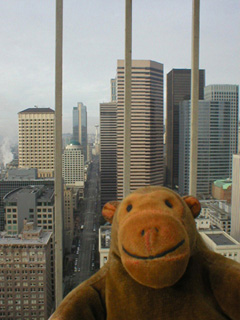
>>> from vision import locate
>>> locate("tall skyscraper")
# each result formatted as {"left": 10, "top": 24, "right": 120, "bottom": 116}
{"left": 62, "top": 141, "right": 84, "bottom": 186}
{"left": 72, "top": 107, "right": 79, "bottom": 142}
{"left": 204, "top": 84, "right": 239, "bottom": 177}
{"left": 231, "top": 154, "right": 240, "bottom": 242}
{"left": 18, "top": 108, "right": 55, "bottom": 178}
{"left": 178, "top": 100, "right": 231, "bottom": 196}
{"left": 116, "top": 60, "right": 164, "bottom": 199}
{"left": 100, "top": 101, "right": 117, "bottom": 208}
{"left": 72, "top": 102, "right": 88, "bottom": 161}
{"left": 166, "top": 69, "right": 205, "bottom": 189}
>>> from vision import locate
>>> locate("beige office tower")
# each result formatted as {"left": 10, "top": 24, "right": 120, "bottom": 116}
{"left": 116, "top": 60, "right": 164, "bottom": 199}
{"left": 0, "top": 221, "right": 53, "bottom": 320}
{"left": 18, "top": 108, "right": 55, "bottom": 178}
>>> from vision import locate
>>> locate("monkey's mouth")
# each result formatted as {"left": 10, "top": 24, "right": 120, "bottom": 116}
{"left": 122, "top": 239, "right": 185, "bottom": 260}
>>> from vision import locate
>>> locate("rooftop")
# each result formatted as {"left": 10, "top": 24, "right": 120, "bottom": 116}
{"left": 37, "top": 187, "right": 54, "bottom": 202}
{"left": 0, "top": 230, "right": 52, "bottom": 245}
{"left": 7, "top": 168, "right": 37, "bottom": 180}
{"left": 65, "top": 140, "right": 83, "bottom": 150}
{"left": 69, "top": 140, "right": 81, "bottom": 146}
{"left": 3, "top": 185, "right": 54, "bottom": 203}
{"left": 213, "top": 179, "right": 232, "bottom": 190}
{"left": 205, "top": 232, "right": 237, "bottom": 246}
{"left": 19, "top": 107, "right": 54, "bottom": 114}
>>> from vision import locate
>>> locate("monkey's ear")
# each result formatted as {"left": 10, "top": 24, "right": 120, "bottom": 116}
{"left": 102, "top": 201, "right": 120, "bottom": 224}
{"left": 182, "top": 196, "right": 201, "bottom": 218}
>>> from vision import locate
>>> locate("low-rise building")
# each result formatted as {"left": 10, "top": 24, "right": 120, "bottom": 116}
{"left": 0, "top": 172, "right": 54, "bottom": 232}
{"left": 64, "top": 186, "right": 74, "bottom": 252}
{"left": 99, "top": 225, "right": 111, "bottom": 268}
{"left": 199, "top": 200, "right": 231, "bottom": 234}
{"left": 0, "top": 221, "right": 53, "bottom": 320}
{"left": 4, "top": 185, "right": 54, "bottom": 235}
{"left": 231, "top": 154, "right": 240, "bottom": 242}
{"left": 200, "top": 230, "right": 240, "bottom": 263}
{"left": 212, "top": 179, "right": 232, "bottom": 203}
{"left": 195, "top": 217, "right": 211, "bottom": 231}
{"left": 3, "top": 185, "right": 55, "bottom": 304}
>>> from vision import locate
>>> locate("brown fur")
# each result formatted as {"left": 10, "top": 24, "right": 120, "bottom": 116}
{"left": 50, "top": 186, "right": 240, "bottom": 320}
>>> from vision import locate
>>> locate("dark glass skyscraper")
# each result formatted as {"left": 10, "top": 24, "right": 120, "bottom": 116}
{"left": 166, "top": 69, "right": 205, "bottom": 189}
{"left": 100, "top": 101, "right": 117, "bottom": 208}
{"left": 72, "top": 103, "right": 88, "bottom": 162}
{"left": 178, "top": 100, "right": 231, "bottom": 196}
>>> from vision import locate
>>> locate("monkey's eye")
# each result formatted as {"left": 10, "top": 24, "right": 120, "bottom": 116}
{"left": 126, "top": 204, "right": 132, "bottom": 212}
{"left": 165, "top": 200, "right": 173, "bottom": 208}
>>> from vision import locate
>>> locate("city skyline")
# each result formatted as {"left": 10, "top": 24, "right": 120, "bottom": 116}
{"left": 0, "top": 0, "right": 239, "bottom": 142}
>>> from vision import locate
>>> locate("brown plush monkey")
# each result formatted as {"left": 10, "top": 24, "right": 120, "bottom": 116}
{"left": 50, "top": 186, "right": 240, "bottom": 320}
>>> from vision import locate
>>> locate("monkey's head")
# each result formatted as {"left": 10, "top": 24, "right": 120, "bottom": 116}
{"left": 102, "top": 186, "right": 201, "bottom": 289}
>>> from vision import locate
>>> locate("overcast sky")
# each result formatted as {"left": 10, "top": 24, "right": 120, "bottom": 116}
{"left": 0, "top": 0, "right": 239, "bottom": 142}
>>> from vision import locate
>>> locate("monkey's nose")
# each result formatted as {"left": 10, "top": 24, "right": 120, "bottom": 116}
{"left": 141, "top": 228, "right": 159, "bottom": 253}
{"left": 141, "top": 228, "right": 159, "bottom": 237}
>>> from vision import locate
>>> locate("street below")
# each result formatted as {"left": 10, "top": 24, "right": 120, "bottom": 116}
{"left": 65, "top": 156, "right": 101, "bottom": 294}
